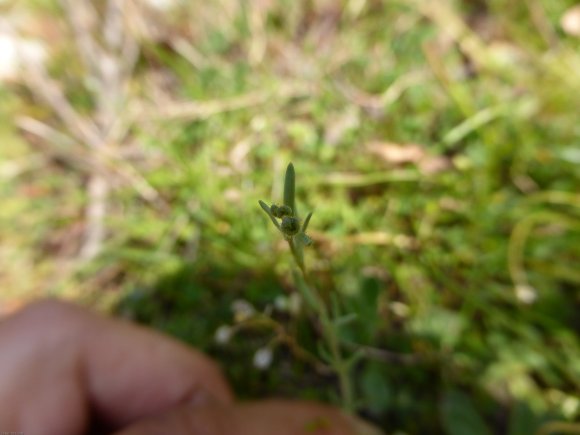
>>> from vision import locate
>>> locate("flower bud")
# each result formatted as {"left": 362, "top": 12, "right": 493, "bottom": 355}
{"left": 271, "top": 204, "right": 293, "bottom": 218}
{"left": 270, "top": 204, "right": 281, "bottom": 218}
{"left": 281, "top": 216, "right": 300, "bottom": 236}
{"left": 278, "top": 205, "right": 293, "bottom": 217}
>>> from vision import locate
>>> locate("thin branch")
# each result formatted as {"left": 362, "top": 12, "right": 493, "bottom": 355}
{"left": 17, "top": 117, "right": 165, "bottom": 207}
{"left": 16, "top": 117, "right": 96, "bottom": 172}
{"left": 137, "top": 83, "right": 315, "bottom": 121}
{"left": 343, "top": 341, "right": 423, "bottom": 365}
{"left": 80, "top": 174, "right": 108, "bottom": 260}
{"left": 22, "top": 63, "right": 102, "bottom": 148}
{"left": 140, "top": 90, "right": 274, "bottom": 120}
{"left": 60, "top": 0, "right": 103, "bottom": 78}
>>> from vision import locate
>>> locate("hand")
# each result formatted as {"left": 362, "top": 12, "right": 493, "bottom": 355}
{"left": 0, "top": 299, "right": 371, "bottom": 435}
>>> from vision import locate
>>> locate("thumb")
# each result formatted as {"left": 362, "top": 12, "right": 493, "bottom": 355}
{"left": 113, "top": 399, "right": 382, "bottom": 435}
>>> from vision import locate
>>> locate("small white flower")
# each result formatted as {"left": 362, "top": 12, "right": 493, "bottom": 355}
{"left": 274, "top": 294, "right": 302, "bottom": 315}
{"left": 253, "top": 347, "right": 273, "bottom": 370}
{"left": 561, "top": 5, "right": 580, "bottom": 37}
{"left": 390, "top": 301, "right": 410, "bottom": 318}
{"left": 515, "top": 284, "right": 537, "bottom": 304}
{"left": 214, "top": 325, "right": 233, "bottom": 345}
{"left": 288, "top": 293, "right": 302, "bottom": 316}
{"left": 562, "top": 395, "right": 580, "bottom": 419}
{"left": 250, "top": 116, "right": 267, "bottom": 132}
{"left": 274, "top": 295, "right": 288, "bottom": 312}
{"left": 232, "top": 299, "right": 255, "bottom": 322}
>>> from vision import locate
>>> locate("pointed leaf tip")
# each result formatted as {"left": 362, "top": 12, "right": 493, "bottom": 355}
{"left": 302, "top": 211, "right": 313, "bottom": 232}
{"left": 258, "top": 200, "right": 271, "bottom": 213}
{"left": 283, "top": 162, "right": 296, "bottom": 213}
{"left": 259, "top": 200, "right": 281, "bottom": 229}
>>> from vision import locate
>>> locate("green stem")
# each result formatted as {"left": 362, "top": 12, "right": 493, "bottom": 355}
{"left": 321, "top": 308, "right": 355, "bottom": 413}
{"left": 288, "top": 238, "right": 355, "bottom": 413}
{"left": 288, "top": 238, "right": 305, "bottom": 274}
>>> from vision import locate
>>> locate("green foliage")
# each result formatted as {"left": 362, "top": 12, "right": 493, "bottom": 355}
{"left": 441, "top": 390, "right": 492, "bottom": 435}
{"left": 2, "top": 0, "right": 580, "bottom": 433}
{"left": 360, "top": 363, "right": 392, "bottom": 416}
{"left": 508, "top": 402, "right": 543, "bottom": 435}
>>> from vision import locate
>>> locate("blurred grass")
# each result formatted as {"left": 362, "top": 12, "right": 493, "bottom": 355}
{"left": 1, "top": 0, "right": 579, "bottom": 433}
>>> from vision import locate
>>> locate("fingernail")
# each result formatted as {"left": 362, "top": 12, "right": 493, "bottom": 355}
{"left": 345, "top": 415, "right": 385, "bottom": 435}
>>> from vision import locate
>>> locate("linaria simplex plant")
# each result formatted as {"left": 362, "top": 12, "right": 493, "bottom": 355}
{"left": 259, "top": 163, "right": 358, "bottom": 413}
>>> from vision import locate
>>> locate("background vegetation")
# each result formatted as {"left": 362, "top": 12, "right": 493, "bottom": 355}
{"left": 1, "top": 0, "right": 579, "bottom": 433}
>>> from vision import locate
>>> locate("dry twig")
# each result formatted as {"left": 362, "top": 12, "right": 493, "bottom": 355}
{"left": 22, "top": 0, "right": 141, "bottom": 260}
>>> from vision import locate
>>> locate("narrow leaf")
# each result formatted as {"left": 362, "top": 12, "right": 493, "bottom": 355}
{"left": 345, "top": 349, "right": 365, "bottom": 370}
{"left": 317, "top": 342, "right": 334, "bottom": 365}
{"left": 330, "top": 292, "right": 342, "bottom": 318}
{"left": 258, "top": 200, "right": 271, "bottom": 214}
{"left": 302, "top": 211, "right": 313, "bottom": 232}
{"left": 334, "top": 313, "right": 358, "bottom": 327}
{"left": 284, "top": 163, "right": 296, "bottom": 214}
{"left": 258, "top": 200, "right": 281, "bottom": 229}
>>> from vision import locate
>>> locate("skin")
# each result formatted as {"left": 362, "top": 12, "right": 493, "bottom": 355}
{"left": 0, "top": 299, "right": 357, "bottom": 435}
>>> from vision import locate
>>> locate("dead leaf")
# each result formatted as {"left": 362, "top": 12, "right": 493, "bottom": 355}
{"left": 561, "top": 5, "right": 580, "bottom": 37}
{"left": 324, "top": 107, "right": 359, "bottom": 146}
{"left": 366, "top": 141, "right": 426, "bottom": 164}
{"left": 348, "top": 232, "right": 416, "bottom": 248}
{"left": 418, "top": 155, "right": 452, "bottom": 175}
{"left": 366, "top": 141, "right": 452, "bottom": 175}
{"left": 229, "top": 138, "right": 253, "bottom": 172}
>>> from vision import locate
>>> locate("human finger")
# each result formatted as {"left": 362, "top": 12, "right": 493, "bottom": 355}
{"left": 113, "top": 399, "right": 383, "bottom": 435}
{"left": 0, "top": 299, "right": 233, "bottom": 434}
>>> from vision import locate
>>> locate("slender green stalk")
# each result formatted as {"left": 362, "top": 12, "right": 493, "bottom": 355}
{"left": 288, "top": 238, "right": 354, "bottom": 413}
{"left": 288, "top": 238, "right": 305, "bottom": 275}
{"left": 260, "top": 162, "right": 356, "bottom": 413}
{"left": 320, "top": 306, "right": 355, "bottom": 413}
